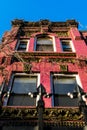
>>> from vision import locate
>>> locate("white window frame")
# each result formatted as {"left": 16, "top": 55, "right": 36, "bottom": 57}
{"left": 60, "top": 40, "right": 75, "bottom": 52}
{"left": 3, "top": 73, "right": 40, "bottom": 106}
{"left": 51, "top": 73, "right": 82, "bottom": 106}
{"left": 34, "top": 35, "right": 56, "bottom": 52}
{"left": 16, "top": 39, "right": 30, "bottom": 51}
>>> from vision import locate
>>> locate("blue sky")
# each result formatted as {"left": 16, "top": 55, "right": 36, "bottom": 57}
{"left": 0, "top": 0, "right": 87, "bottom": 38}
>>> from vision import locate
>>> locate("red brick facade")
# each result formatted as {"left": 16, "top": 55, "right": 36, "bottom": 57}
{"left": 0, "top": 19, "right": 87, "bottom": 128}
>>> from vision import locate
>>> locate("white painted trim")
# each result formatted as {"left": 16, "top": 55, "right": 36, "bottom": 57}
{"left": 26, "top": 40, "right": 30, "bottom": 51}
{"left": 75, "top": 74, "right": 83, "bottom": 88}
{"left": 70, "top": 40, "right": 76, "bottom": 52}
{"left": 52, "top": 36, "right": 56, "bottom": 52}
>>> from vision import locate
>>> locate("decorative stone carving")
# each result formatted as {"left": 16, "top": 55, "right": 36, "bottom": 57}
{"left": 57, "top": 31, "right": 69, "bottom": 37}
{"left": 0, "top": 107, "right": 85, "bottom": 127}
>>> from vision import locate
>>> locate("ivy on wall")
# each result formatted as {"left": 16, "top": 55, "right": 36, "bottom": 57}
{"left": 60, "top": 64, "right": 68, "bottom": 72}
{"left": 23, "top": 63, "right": 32, "bottom": 73}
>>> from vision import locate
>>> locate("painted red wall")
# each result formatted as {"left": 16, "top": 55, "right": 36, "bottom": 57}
{"left": 0, "top": 26, "right": 87, "bottom": 107}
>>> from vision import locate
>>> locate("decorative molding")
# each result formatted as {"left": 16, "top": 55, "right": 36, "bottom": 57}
{"left": 0, "top": 107, "right": 85, "bottom": 127}
{"left": 60, "top": 64, "right": 68, "bottom": 72}
{"left": 15, "top": 52, "right": 76, "bottom": 58}
{"left": 23, "top": 63, "right": 32, "bottom": 73}
{"left": 11, "top": 19, "right": 78, "bottom": 28}
{"left": 57, "top": 31, "right": 69, "bottom": 37}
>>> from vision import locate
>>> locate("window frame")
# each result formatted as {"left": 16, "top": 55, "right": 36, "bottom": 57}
{"left": 60, "top": 39, "right": 75, "bottom": 52}
{"left": 16, "top": 39, "right": 30, "bottom": 51}
{"left": 51, "top": 73, "right": 82, "bottom": 107}
{"left": 3, "top": 73, "right": 40, "bottom": 106}
{"left": 34, "top": 35, "right": 56, "bottom": 52}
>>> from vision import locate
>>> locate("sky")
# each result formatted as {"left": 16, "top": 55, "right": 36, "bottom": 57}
{"left": 0, "top": 0, "right": 87, "bottom": 39}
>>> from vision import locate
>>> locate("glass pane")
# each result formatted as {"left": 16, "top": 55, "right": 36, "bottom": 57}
{"left": 18, "top": 41, "right": 27, "bottom": 51}
{"left": 53, "top": 76, "right": 77, "bottom": 94}
{"left": 8, "top": 95, "right": 36, "bottom": 106}
{"left": 36, "top": 45, "right": 53, "bottom": 51}
{"left": 36, "top": 37, "right": 53, "bottom": 51}
{"left": 54, "top": 95, "right": 78, "bottom": 106}
{"left": 11, "top": 76, "right": 37, "bottom": 94}
{"left": 61, "top": 41, "right": 72, "bottom": 52}
{"left": 37, "top": 38, "right": 52, "bottom": 45}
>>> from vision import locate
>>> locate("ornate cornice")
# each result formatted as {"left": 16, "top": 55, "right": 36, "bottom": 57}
{"left": 12, "top": 52, "right": 76, "bottom": 65}
{"left": 14, "top": 52, "right": 76, "bottom": 58}
{"left": 11, "top": 19, "right": 78, "bottom": 28}
{"left": 0, "top": 107, "right": 85, "bottom": 127}
{"left": 11, "top": 19, "right": 78, "bottom": 36}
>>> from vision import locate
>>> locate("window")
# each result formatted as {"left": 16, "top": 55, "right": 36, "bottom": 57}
{"left": 52, "top": 74, "right": 80, "bottom": 107}
{"left": 16, "top": 40, "right": 29, "bottom": 51}
{"left": 6, "top": 73, "right": 40, "bottom": 106}
{"left": 35, "top": 35, "right": 55, "bottom": 51}
{"left": 61, "top": 40, "right": 75, "bottom": 52}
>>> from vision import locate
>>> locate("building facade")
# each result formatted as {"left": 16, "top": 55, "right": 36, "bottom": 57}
{"left": 0, "top": 19, "right": 87, "bottom": 129}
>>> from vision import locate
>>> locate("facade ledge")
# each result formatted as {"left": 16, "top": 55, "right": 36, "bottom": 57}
{"left": 14, "top": 52, "right": 76, "bottom": 58}
{"left": 11, "top": 19, "right": 78, "bottom": 28}
{"left": 0, "top": 107, "right": 85, "bottom": 127}
{"left": 13, "top": 52, "right": 76, "bottom": 64}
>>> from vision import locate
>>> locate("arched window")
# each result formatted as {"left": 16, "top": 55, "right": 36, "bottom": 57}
{"left": 36, "top": 35, "right": 54, "bottom": 51}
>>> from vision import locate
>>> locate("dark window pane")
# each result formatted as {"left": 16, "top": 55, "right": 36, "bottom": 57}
{"left": 17, "top": 41, "right": 27, "bottom": 51}
{"left": 12, "top": 76, "right": 37, "bottom": 94}
{"left": 53, "top": 76, "right": 76, "bottom": 94}
{"left": 36, "top": 37, "right": 53, "bottom": 51}
{"left": 53, "top": 76, "right": 78, "bottom": 106}
{"left": 37, "top": 38, "right": 52, "bottom": 45}
{"left": 8, "top": 75, "right": 37, "bottom": 106}
{"left": 36, "top": 45, "right": 53, "bottom": 51}
{"left": 54, "top": 95, "right": 78, "bottom": 106}
{"left": 8, "top": 94, "right": 36, "bottom": 106}
{"left": 61, "top": 41, "right": 72, "bottom": 52}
